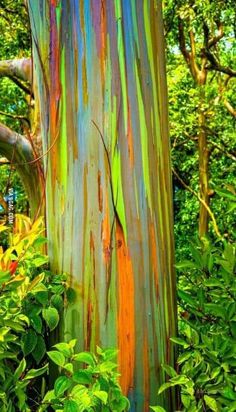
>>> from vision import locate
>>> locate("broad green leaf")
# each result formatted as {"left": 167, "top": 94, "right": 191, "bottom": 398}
{"left": 162, "top": 364, "right": 177, "bottom": 378}
{"left": 47, "top": 351, "right": 65, "bottom": 367}
{"left": 169, "top": 375, "right": 189, "bottom": 385}
{"left": 93, "top": 390, "right": 108, "bottom": 404}
{"left": 22, "top": 329, "right": 37, "bottom": 356}
{"left": 54, "top": 376, "right": 72, "bottom": 397}
{"left": 73, "top": 352, "right": 95, "bottom": 366}
{"left": 32, "top": 335, "right": 46, "bottom": 364}
{"left": 73, "top": 370, "right": 92, "bottom": 385}
{"left": 178, "top": 290, "right": 197, "bottom": 307}
{"left": 0, "top": 271, "right": 11, "bottom": 285}
{"left": 51, "top": 294, "right": 64, "bottom": 311}
{"left": 30, "top": 314, "right": 43, "bottom": 334}
{"left": 204, "top": 303, "right": 226, "bottom": 319}
{"left": 158, "top": 382, "right": 173, "bottom": 395}
{"left": 33, "top": 256, "right": 49, "bottom": 267}
{"left": 150, "top": 407, "right": 166, "bottom": 412}
{"left": 53, "top": 342, "right": 71, "bottom": 357}
{"left": 64, "top": 399, "right": 78, "bottom": 412}
{"left": 204, "top": 395, "right": 218, "bottom": 411}
{"left": 42, "top": 307, "right": 59, "bottom": 331}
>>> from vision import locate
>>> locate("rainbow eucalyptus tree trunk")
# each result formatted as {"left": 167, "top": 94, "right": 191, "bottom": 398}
{"left": 28, "top": 1, "right": 176, "bottom": 410}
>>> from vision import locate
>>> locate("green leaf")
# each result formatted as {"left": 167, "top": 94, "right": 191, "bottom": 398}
{"left": 27, "top": 273, "right": 45, "bottom": 292}
{"left": 54, "top": 376, "right": 72, "bottom": 397}
{"left": 35, "top": 291, "right": 49, "bottom": 305}
{"left": 220, "top": 386, "right": 236, "bottom": 400}
{"left": 178, "top": 290, "right": 197, "bottom": 307}
{"left": 73, "top": 370, "right": 92, "bottom": 385}
{"left": 93, "top": 390, "right": 108, "bottom": 404}
{"left": 51, "top": 294, "right": 64, "bottom": 311}
{"left": 14, "top": 359, "right": 26, "bottom": 381}
{"left": 22, "top": 329, "right": 37, "bottom": 356}
{"left": 162, "top": 364, "right": 177, "bottom": 378}
{"left": 64, "top": 399, "right": 78, "bottom": 412}
{"left": 53, "top": 342, "right": 71, "bottom": 357}
{"left": 63, "top": 363, "right": 74, "bottom": 374}
{"left": 204, "top": 395, "right": 218, "bottom": 411}
{"left": 32, "top": 335, "right": 46, "bottom": 364}
{"left": 170, "top": 375, "right": 189, "bottom": 385}
{"left": 43, "top": 389, "right": 55, "bottom": 402}
{"left": 42, "top": 307, "right": 59, "bottom": 331}
{"left": 177, "top": 351, "right": 193, "bottom": 364}
{"left": 0, "top": 271, "right": 11, "bottom": 285}
{"left": 150, "top": 407, "right": 166, "bottom": 412}
{"left": 204, "top": 279, "right": 222, "bottom": 287}
{"left": 170, "top": 337, "right": 190, "bottom": 348}
{"left": 73, "top": 352, "right": 95, "bottom": 366}
{"left": 66, "top": 288, "right": 77, "bottom": 304}
{"left": 204, "top": 303, "right": 226, "bottom": 319}
{"left": 24, "top": 363, "right": 48, "bottom": 380}
{"left": 30, "top": 314, "right": 43, "bottom": 333}
{"left": 47, "top": 350, "right": 65, "bottom": 367}
{"left": 33, "top": 256, "right": 49, "bottom": 267}
{"left": 158, "top": 382, "right": 173, "bottom": 395}
{"left": 175, "top": 261, "right": 196, "bottom": 270}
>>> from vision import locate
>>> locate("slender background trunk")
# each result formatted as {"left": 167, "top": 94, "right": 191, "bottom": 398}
{"left": 28, "top": 1, "right": 176, "bottom": 410}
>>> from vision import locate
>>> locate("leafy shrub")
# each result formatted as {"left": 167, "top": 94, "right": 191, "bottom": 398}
{"left": 0, "top": 215, "right": 67, "bottom": 411}
{"left": 152, "top": 240, "right": 236, "bottom": 412}
{"left": 40, "top": 344, "right": 130, "bottom": 412}
{"left": 0, "top": 215, "right": 129, "bottom": 412}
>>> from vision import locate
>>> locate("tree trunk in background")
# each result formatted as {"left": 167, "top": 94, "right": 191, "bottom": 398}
{"left": 28, "top": 1, "right": 176, "bottom": 410}
{"left": 198, "top": 88, "right": 209, "bottom": 237}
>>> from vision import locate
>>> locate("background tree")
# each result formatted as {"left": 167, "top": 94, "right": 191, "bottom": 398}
{"left": 0, "top": 0, "right": 42, "bottom": 220}
{"left": 164, "top": 0, "right": 236, "bottom": 253}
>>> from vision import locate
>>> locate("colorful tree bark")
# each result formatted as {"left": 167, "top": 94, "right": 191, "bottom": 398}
{"left": 28, "top": 1, "right": 176, "bottom": 410}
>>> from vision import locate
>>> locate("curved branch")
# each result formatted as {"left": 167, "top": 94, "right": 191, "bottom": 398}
{"left": 0, "top": 58, "right": 32, "bottom": 93}
{"left": 0, "top": 122, "right": 42, "bottom": 217}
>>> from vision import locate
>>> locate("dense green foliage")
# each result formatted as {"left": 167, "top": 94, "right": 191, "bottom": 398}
{"left": 41, "top": 345, "right": 129, "bottom": 411}
{"left": 0, "top": 216, "right": 59, "bottom": 411}
{"left": 154, "top": 240, "right": 236, "bottom": 411}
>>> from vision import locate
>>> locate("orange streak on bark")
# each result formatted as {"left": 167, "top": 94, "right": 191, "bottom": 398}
{"left": 116, "top": 223, "right": 135, "bottom": 395}
{"left": 149, "top": 222, "right": 159, "bottom": 300}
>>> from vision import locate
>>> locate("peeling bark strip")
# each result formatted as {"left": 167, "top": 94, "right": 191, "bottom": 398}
{"left": 28, "top": 1, "right": 176, "bottom": 410}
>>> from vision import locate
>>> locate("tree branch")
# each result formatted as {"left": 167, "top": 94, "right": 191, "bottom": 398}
{"left": 0, "top": 122, "right": 41, "bottom": 216}
{"left": 204, "top": 50, "right": 236, "bottom": 77}
{"left": 208, "top": 22, "right": 224, "bottom": 48}
{"left": 0, "top": 110, "right": 30, "bottom": 124}
{"left": 178, "top": 18, "right": 190, "bottom": 63}
{"left": 0, "top": 58, "right": 32, "bottom": 93}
